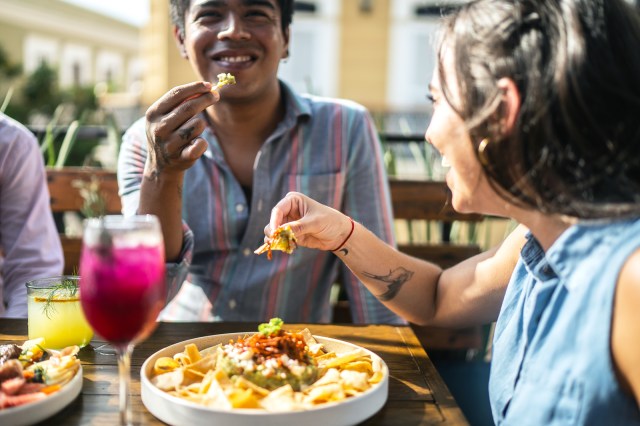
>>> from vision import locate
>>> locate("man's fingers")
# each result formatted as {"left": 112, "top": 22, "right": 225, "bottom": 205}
{"left": 180, "top": 137, "right": 208, "bottom": 162}
{"left": 150, "top": 81, "right": 214, "bottom": 115}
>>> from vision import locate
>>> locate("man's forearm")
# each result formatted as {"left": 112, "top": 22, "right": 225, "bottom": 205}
{"left": 139, "top": 171, "right": 185, "bottom": 262}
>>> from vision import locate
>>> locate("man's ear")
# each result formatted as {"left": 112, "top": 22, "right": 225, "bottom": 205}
{"left": 497, "top": 78, "right": 521, "bottom": 135}
{"left": 281, "top": 27, "right": 290, "bottom": 59}
{"left": 173, "top": 26, "right": 188, "bottom": 59}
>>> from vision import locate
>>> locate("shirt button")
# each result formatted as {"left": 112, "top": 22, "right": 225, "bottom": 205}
{"left": 229, "top": 299, "right": 237, "bottom": 310}
{"left": 236, "top": 203, "right": 245, "bottom": 213}
{"left": 243, "top": 248, "right": 252, "bottom": 257}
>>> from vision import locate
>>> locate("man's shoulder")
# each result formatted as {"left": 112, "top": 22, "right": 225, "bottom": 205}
{"left": 124, "top": 116, "right": 147, "bottom": 135}
{"left": 299, "top": 92, "right": 369, "bottom": 115}
{"left": 121, "top": 116, "right": 149, "bottom": 147}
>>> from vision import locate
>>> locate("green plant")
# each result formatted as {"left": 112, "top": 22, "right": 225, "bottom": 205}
{"left": 72, "top": 176, "right": 106, "bottom": 218}
{"left": 23, "top": 62, "right": 62, "bottom": 118}
{"left": 1, "top": 86, "right": 13, "bottom": 114}
{"left": 0, "top": 44, "right": 21, "bottom": 114}
{"left": 54, "top": 120, "right": 82, "bottom": 168}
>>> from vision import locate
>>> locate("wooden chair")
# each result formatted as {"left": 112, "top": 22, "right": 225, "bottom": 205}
{"left": 46, "top": 167, "right": 121, "bottom": 275}
{"left": 391, "top": 179, "right": 489, "bottom": 353}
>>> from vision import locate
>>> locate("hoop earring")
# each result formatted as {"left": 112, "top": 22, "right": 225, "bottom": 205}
{"left": 478, "top": 138, "right": 491, "bottom": 167}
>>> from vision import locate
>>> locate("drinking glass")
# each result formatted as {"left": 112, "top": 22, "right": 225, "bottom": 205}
{"left": 79, "top": 215, "right": 165, "bottom": 425}
{"left": 26, "top": 275, "right": 94, "bottom": 349}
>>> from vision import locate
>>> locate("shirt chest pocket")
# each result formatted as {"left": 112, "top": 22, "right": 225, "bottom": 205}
{"left": 282, "top": 172, "right": 345, "bottom": 210}
{"left": 501, "top": 376, "right": 584, "bottom": 425}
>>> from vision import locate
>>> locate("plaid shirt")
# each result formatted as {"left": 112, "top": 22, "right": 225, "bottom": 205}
{"left": 118, "top": 81, "right": 403, "bottom": 324}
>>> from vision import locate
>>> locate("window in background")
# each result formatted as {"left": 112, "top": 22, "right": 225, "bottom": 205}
{"left": 278, "top": 0, "right": 340, "bottom": 97}
{"left": 60, "top": 43, "right": 92, "bottom": 88}
{"left": 95, "top": 50, "right": 124, "bottom": 90}
{"left": 24, "top": 35, "right": 58, "bottom": 73}
{"left": 387, "top": 0, "right": 443, "bottom": 111}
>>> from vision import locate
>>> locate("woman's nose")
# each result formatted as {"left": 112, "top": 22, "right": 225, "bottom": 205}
{"left": 217, "top": 14, "right": 251, "bottom": 40}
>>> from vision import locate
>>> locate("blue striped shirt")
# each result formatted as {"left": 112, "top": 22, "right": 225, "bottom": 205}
{"left": 118, "top": 81, "right": 404, "bottom": 324}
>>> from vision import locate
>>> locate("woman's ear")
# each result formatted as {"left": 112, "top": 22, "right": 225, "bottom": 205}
{"left": 173, "top": 26, "right": 189, "bottom": 59}
{"left": 497, "top": 78, "right": 521, "bottom": 135}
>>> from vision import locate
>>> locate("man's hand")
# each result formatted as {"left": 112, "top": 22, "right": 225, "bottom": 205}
{"left": 144, "top": 81, "right": 220, "bottom": 179}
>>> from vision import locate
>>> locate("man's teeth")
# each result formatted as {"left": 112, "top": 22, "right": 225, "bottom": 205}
{"left": 219, "top": 56, "right": 250, "bottom": 63}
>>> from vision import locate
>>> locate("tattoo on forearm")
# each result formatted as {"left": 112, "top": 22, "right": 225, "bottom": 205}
{"left": 362, "top": 267, "right": 414, "bottom": 301}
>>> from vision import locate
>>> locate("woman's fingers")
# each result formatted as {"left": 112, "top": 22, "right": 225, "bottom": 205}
{"left": 264, "top": 192, "right": 350, "bottom": 251}
{"left": 268, "top": 192, "right": 305, "bottom": 232}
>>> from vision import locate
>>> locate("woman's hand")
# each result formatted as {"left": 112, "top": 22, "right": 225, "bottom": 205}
{"left": 266, "top": 192, "right": 353, "bottom": 252}
{"left": 144, "top": 81, "right": 220, "bottom": 178}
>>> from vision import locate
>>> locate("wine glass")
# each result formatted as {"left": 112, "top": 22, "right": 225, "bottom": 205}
{"left": 79, "top": 215, "right": 166, "bottom": 425}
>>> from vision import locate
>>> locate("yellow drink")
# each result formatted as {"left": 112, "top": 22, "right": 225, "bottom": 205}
{"left": 26, "top": 276, "right": 94, "bottom": 349}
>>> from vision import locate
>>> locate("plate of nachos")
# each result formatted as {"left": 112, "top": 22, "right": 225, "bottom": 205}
{"left": 141, "top": 319, "right": 388, "bottom": 426}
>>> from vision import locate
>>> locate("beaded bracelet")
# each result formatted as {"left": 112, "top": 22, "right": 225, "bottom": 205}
{"left": 331, "top": 216, "right": 355, "bottom": 252}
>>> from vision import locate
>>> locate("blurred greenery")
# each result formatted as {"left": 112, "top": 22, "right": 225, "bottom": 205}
{"left": 0, "top": 49, "right": 118, "bottom": 167}
{"left": 5, "top": 62, "right": 98, "bottom": 125}
{"left": 0, "top": 45, "right": 21, "bottom": 78}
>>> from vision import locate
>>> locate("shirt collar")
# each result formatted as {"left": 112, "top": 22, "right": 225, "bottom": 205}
{"left": 524, "top": 218, "right": 637, "bottom": 291}
{"left": 279, "top": 79, "right": 312, "bottom": 129}
{"left": 201, "top": 79, "right": 310, "bottom": 161}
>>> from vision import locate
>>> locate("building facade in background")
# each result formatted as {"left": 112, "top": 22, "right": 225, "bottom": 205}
{"left": 0, "top": 0, "right": 143, "bottom": 125}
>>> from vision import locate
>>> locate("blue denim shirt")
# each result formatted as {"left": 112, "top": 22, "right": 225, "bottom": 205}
{"left": 489, "top": 218, "right": 640, "bottom": 425}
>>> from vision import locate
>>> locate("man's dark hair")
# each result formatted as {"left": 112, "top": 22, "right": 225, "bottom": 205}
{"left": 170, "top": 0, "right": 294, "bottom": 38}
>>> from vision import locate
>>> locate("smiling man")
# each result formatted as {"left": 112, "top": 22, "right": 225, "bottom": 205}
{"left": 117, "top": 0, "right": 402, "bottom": 324}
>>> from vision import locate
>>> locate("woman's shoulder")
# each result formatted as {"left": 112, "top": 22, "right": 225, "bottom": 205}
{"left": 611, "top": 246, "right": 640, "bottom": 405}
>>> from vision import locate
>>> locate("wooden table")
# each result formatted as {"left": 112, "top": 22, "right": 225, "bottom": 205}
{"left": 0, "top": 320, "right": 468, "bottom": 425}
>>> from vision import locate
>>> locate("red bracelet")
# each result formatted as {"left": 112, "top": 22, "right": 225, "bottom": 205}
{"left": 332, "top": 216, "right": 355, "bottom": 252}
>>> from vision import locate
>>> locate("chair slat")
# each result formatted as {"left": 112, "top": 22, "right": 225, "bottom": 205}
{"left": 47, "top": 168, "right": 122, "bottom": 275}
{"left": 389, "top": 179, "right": 482, "bottom": 222}
{"left": 47, "top": 167, "right": 121, "bottom": 214}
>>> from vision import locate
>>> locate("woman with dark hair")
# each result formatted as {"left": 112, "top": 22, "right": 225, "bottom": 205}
{"left": 263, "top": 0, "right": 640, "bottom": 423}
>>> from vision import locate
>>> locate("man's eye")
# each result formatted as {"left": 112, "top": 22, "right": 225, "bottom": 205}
{"left": 195, "top": 11, "right": 222, "bottom": 21}
{"left": 426, "top": 94, "right": 435, "bottom": 104}
{"left": 245, "top": 9, "right": 273, "bottom": 20}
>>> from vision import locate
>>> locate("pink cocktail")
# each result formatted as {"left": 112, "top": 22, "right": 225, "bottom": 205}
{"left": 80, "top": 245, "right": 165, "bottom": 345}
{"left": 79, "top": 215, "right": 165, "bottom": 425}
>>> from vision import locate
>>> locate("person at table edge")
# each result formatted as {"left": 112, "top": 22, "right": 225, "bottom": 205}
{"left": 0, "top": 112, "right": 64, "bottom": 318}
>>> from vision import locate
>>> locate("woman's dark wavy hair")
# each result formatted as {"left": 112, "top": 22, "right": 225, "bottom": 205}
{"left": 170, "top": 0, "right": 294, "bottom": 38}
{"left": 438, "top": 0, "right": 640, "bottom": 218}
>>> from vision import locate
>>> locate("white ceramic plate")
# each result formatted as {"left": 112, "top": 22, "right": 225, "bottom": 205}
{"left": 0, "top": 365, "right": 83, "bottom": 426}
{"left": 141, "top": 333, "right": 388, "bottom": 426}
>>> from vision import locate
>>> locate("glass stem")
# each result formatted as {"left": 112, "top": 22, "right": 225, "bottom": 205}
{"left": 116, "top": 344, "right": 134, "bottom": 426}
